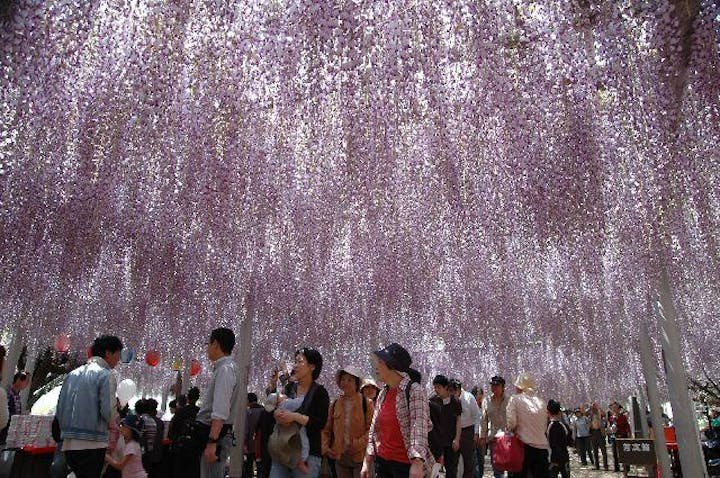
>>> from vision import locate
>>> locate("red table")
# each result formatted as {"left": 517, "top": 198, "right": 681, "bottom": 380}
{"left": 9, "top": 445, "right": 56, "bottom": 478}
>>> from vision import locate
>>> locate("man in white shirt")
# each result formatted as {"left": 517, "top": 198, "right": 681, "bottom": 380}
{"left": 470, "top": 386, "right": 485, "bottom": 478}
{"left": 449, "top": 379, "right": 481, "bottom": 478}
{"left": 506, "top": 373, "right": 549, "bottom": 478}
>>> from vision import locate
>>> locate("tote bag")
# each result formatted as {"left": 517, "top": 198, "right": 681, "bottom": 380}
{"left": 492, "top": 433, "right": 525, "bottom": 473}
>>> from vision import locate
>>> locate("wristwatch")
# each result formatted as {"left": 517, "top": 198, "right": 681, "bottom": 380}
{"left": 208, "top": 437, "right": 219, "bottom": 444}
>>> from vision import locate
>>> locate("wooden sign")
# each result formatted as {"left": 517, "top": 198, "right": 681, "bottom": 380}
{"left": 616, "top": 438, "right": 657, "bottom": 465}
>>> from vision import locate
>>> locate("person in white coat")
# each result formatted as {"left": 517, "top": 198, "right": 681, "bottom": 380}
{"left": 506, "top": 373, "right": 548, "bottom": 478}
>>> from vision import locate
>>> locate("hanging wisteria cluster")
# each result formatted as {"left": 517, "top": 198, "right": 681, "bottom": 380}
{"left": 0, "top": 0, "right": 719, "bottom": 403}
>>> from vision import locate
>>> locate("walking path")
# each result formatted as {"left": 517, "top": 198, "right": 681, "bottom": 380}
{"left": 477, "top": 448, "right": 653, "bottom": 478}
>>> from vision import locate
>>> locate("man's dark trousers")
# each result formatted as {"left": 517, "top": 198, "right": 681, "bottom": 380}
{"left": 65, "top": 449, "right": 106, "bottom": 478}
{"left": 442, "top": 445, "right": 459, "bottom": 478}
{"left": 459, "top": 426, "right": 475, "bottom": 478}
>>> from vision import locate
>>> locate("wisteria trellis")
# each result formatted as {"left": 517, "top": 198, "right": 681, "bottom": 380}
{"left": 0, "top": 0, "right": 719, "bottom": 404}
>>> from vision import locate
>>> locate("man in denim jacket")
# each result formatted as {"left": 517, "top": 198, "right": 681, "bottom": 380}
{"left": 56, "top": 335, "right": 123, "bottom": 478}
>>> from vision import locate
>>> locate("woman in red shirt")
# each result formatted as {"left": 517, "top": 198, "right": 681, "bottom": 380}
{"left": 361, "top": 343, "right": 434, "bottom": 478}
{"left": 610, "top": 402, "right": 631, "bottom": 474}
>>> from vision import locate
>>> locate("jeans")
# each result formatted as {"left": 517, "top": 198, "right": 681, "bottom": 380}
{"left": 374, "top": 456, "right": 411, "bottom": 478}
{"left": 590, "top": 429, "right": 608, "bottom": 469}
{"left": 474, "top": 445, "right": 485, "bottom": 478}
{"left": 270, "top": 454, "right": 323, "bottom": 478}
{"left": 613, "top": 440, "right": 630, "bottom": 473}
{"left": 575, "top": 436, "right": 592, "bottom": 465}
{"left": 201, "top": 433, "right": 233, "bottom": 478}
{"left": 487, "top": 441, "right": 505, "bottom": 478}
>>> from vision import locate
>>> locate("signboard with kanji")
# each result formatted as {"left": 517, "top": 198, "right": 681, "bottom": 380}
{"left": 616, "top": 438, "right": 657, "bottom": 465}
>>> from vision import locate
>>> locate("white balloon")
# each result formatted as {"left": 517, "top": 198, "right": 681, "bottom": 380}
{"left": 30, "top": 385, "right": 63, "bottom": 416}
{"left": 117, "top": 379, "right": 137, "bottom": 406}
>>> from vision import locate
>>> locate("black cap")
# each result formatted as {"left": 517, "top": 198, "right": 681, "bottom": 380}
{"left": 373, "top": 343, "right": 412, "bottom": 373}
{"left": 489, "top": 375, "right": 506, "bottom": 386}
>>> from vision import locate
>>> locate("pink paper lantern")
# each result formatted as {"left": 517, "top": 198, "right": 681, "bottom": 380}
{"left": 54, "top": 335, "right": 71, "bottom": 353}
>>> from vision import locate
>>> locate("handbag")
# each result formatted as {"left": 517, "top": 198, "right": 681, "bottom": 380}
{"left": 492, "top": 433, "right": 525, "bottom": 473}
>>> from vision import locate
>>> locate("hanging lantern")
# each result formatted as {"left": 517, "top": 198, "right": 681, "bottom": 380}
{"left": 54, "top": 335, "right": 71, "bottom": 353}
{"left": 145, "top": 350, "right": 160, "bottom": 367}
{"left": 120, "top": 348, "right": 135, "bottom": 364}
{"left": 171, "top": 358, "right": 183, "bottom": 372}
{"left": 190, "top": 359, "right": 201, "bottom": 376}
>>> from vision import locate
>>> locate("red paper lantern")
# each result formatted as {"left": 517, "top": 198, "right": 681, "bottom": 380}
{"left": 145, "top": 350, "right": 160, "bottom": 367}
{"left": 54, "top": 335, "right": 71, "bottom": 353}
{"left": 190, "top": 359, "right": 201, "bottom": 376}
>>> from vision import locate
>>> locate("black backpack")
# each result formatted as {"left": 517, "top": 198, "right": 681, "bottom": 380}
{"left": 405, "top": 369, "right": 422, "bottom": 406}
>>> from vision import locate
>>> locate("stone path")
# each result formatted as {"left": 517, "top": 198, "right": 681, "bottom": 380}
{"left": 475, "top": 450, "right": 655, "bottom": 478}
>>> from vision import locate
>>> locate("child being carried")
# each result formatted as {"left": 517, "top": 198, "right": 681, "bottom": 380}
{"left": 266, "top": 392, "right": 310, "bottom": 474}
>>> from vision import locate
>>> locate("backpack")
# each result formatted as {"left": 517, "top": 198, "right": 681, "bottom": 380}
{"left": 336, "top": 395, "right": 368, "bottom": 423}
{"left": 405, "top": 368, "right": 422, "bottom": 406}
{"left": 328, "top": 395, "right": 371, "bottom": 439}
{"left": 141, "top": 415, "right": 164, "bottom": 464}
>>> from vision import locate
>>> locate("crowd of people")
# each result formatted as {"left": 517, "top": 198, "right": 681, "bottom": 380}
{"left": 242, "top": 343, "right": 641, "bottom": 478}
{"left": 47, "top": 329, "right": 239, "bottom": 478}
{"left": 0, "top": 336, "right": 659, "bottom": 478}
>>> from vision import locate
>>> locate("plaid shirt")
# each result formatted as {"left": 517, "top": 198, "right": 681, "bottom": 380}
{"left": 366, "top": 375, "right": 434, "bottom": 468}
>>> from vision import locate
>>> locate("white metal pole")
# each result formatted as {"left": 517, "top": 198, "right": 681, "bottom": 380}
{"left": 656, "top": 269, "right": 708, "bottom": 477}
{"left": 229, "top": 297, "right": 254, "bottom": 478}
{"left": 638, "top": 323, "right": 673, "bottom": 478}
